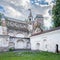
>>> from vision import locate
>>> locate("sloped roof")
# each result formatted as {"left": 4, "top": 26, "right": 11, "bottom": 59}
{"left": 5, "top": 16, "right": 27, "bottom": 24}
{"left": 31, "top": 27, "right": 60, "bottom": 36}
{"left": 35, "top": 14, "right": 43, "bottom": 18}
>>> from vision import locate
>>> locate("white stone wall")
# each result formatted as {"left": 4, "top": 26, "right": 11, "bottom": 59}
{"left": 0, "top": 36, "right": 9, "bottom": 51}
{"left": 15, "top": 39, "right": 31, "bottom": 49}
{"left": 30, "top": 29, "right": 60, "bottom": 52}
{"left": 0, "top": 26, "right": 7, "bottom": 35}
{"left": 8, "top": 37, "right": 31, "bottom": 49}
{"left": 0, "top": 26, "right": 3, "bottom": 34}
{"left": 0, "top": 36, "right": 9, "bottom": 47}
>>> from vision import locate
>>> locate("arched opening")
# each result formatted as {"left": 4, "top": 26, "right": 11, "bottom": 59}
{"left": 17, "top": 40, "right": 24, "bottom": 49}
{"left": 9, "top": 42, "right": 15, "bottom": 49}
{"left": 27, "top": 42, "right": 31, "bottom": 49}
{"left": 56, "top": 44, "right": 59, "bottom": 53}
{"left": 36, "top": 43, "right": 40, "bottom": 50}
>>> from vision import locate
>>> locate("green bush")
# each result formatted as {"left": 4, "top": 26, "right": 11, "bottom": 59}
{"left": 9, "top": 48, "right": 14, "bottom": 51}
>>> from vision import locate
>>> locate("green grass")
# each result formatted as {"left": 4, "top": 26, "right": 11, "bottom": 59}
{"left": 0, "top": 51, "right": 60, "bottom": 60}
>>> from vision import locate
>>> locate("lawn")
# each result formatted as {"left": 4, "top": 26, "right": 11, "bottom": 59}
{"left": 0, "top": 51, "right": 60, "bottom": 60}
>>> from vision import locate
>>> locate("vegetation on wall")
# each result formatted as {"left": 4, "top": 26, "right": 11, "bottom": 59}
{"left": 0, "top": 13, "right": 2, "bottom": 25}
{"left": 52, "top": 0, "right": 60, "bottom": 27}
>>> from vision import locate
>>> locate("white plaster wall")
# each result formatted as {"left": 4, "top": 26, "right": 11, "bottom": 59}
{"left": 14, "top": 39, "right": 26, "bottom": 49}
{"left": 0, "top": 38, "right": 3, "bottom": 47}
{"left": 0, "top": 37, "right": 9, "bottom": 47}
{"left": 15, "top": 39, "right": 31, "bottom": 49}
{"left": 15, "top": 41, "right": 25, "bottom": 49}
{"left": 0, "top": 26, "right": 3, "bottom": 34}
{"left": 30, "top": 29, "right": 60, "bottom": 52}
{"left": 2, "top": 38, "right": 8, "bottom": 47}
{"left": 8, "top": 38, "right": 27, "bottom": 49}
{"left": 0, "top": 26, "right": 7, "bottom": 35}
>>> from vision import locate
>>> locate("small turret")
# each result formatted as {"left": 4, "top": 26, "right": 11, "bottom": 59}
{"left": 28, "top": 9, "right": 33, "bottom": 22}
{"left": 28, "top": 9, "right": 33, "bottom": 35}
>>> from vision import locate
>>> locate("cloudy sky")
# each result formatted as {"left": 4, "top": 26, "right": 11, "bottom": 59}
{"left": 0, "top": 0, "right": 55, "bottom": 28}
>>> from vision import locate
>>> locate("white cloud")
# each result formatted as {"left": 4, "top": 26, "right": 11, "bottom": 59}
{"left": 0, "top": 0, "right": 52, "bottom": 19}
{"left": 5, "top": 6, "right": 23, "bottom": 19}
{"left": 0, "top": 0, "right": 54, "bottom": 27}
{"left": 0, "top": 0, "right": 30, "bottom": 20}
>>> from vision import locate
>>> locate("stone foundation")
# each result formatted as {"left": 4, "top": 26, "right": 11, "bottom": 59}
{"left": 0, "top": 47, "right": 9, "bottom": 52}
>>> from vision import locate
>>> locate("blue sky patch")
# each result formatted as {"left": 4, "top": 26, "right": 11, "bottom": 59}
{"left": 0, "top": 6, "right": 5, "bottom": 12}
{"left": 30, "top": 0, "right": 48, "bottom": 5}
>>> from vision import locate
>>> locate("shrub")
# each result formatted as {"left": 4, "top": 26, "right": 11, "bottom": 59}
{"left": 9, "top": 48, "right": 14, "bottom": 51}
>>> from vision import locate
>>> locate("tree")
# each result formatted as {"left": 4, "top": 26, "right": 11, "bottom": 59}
{"left": 0, "top": 13, "right": 2, "bottom": 20}
{"left": 0, "top": 13, "right": 3, "bottom": 25}
{"left": 52, "top": 0, "right": 60, "bottom": 27}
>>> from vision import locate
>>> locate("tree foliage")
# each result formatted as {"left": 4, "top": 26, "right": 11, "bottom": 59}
{"left": 0, "top": 13, "right": 3, "bottom": 25}
{"left": 0, "top": 13, "right": 2, "bottom": 21}
{"left": 52, "top": 0, "right": 60, "bottom": 27}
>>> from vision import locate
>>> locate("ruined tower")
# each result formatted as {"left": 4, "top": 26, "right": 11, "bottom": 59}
{"left": 33, "top": 14, "right": 44, "bottom": 33}
{"left": 1, "top": 15, "right": 7, "bottom": 35}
